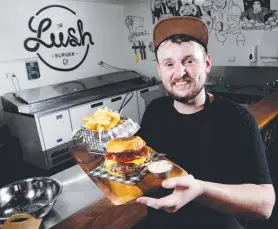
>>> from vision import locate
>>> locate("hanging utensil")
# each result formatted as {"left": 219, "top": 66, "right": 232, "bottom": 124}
{"left": 132, "top": 42, "right": 139, "bottom": 63}
{"left": 2, "top": 214, "right": 42, "bottom": 229}
{"left": 118, "top": 92, "right": 134, "bottom": 114}
{"left": 142, "top": 41, "right": 147, "bottom": 60}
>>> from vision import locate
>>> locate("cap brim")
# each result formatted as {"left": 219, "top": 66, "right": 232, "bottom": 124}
{"left": 153, "top": 16, "right": 208, "bottom": 50}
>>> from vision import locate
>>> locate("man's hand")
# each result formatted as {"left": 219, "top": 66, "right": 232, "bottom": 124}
{"left": 136, "top": 174, "right": 203, "bottom": 213}
{"left": 137, "top": 174, "right": 275, "bottom": 219}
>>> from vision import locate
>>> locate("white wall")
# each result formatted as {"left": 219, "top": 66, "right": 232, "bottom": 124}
{"left": 0, "top": 0, "right": 128, "bottom": 96}
{"left": 122, "top": 1, "right": 159, "bottom": 78}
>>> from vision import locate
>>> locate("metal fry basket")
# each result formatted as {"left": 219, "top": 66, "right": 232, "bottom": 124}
{"left": 72, "top": 117, "right": 140, "bottom": 154}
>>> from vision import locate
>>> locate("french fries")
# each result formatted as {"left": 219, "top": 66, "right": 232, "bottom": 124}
{"left": 81, "top": 107, "right": 121, "bottom": 131}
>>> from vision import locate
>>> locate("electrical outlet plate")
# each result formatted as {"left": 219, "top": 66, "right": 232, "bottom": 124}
{"left": 228, "top": 56, "right": 236, "bottom": 62}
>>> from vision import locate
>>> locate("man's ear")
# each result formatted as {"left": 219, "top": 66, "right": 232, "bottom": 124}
{"left": 205, "top": 54, "right": 212, "bottom": 73}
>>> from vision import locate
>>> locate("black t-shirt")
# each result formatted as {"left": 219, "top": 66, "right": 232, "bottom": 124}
{"left": 135, "top": 93, "right": 272, "bottom": 229}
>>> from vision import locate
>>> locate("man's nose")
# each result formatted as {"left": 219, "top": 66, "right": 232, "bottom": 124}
{"left": 175, "top": 63, "right": 186, "bottom": 78}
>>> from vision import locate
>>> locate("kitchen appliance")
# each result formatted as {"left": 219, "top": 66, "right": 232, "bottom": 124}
{"left": 2, "top": 71, "right": 163, "bottom": 170}
{"left": 0, "top": 177, "right": 63, "bottom": 220}
{"left": 137, "top": 84, "right": 166, "bottom": 122}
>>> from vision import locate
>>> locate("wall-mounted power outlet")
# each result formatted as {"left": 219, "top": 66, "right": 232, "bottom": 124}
{"left": 228, "top": 56, "right": 236, "bottom": 62}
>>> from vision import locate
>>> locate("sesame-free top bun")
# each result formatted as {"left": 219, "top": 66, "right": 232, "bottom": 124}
{"left": 106, "top": 136, "right": 146, "bottom": 153}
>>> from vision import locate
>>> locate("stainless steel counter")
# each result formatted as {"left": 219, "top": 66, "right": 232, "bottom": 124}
{"left": 1, "top": 71, "right": 160, "bottom": 116}
{"left": 205, "top": 84, "right": 273, "bottom": 97}
{"left": 42, "top": 165, "right": 103, "bottom": 229}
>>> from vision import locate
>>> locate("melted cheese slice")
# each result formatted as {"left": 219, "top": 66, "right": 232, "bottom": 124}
{"left": 104, "top": 157, "right": 146, "bottom": 166}
{"left": 104, "top": 159, "right": 117, "bottom": 167}
{"left": 125, "top": 157, "right": 146, "bottom": 165}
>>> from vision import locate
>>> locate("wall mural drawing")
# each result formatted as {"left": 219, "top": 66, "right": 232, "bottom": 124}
{"left": 149, "top": 0, "right": 278, "bottom": 47}
{"left": 125, "top": 16, "right": 149, "bottom": 62}
{"left": 240, "top": 0, "right": 278, "bottom": 31}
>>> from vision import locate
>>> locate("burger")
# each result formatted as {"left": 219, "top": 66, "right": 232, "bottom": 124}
{"left": 254, "top": 22, "right": 262, "bottom": 30}
{"left": 247, "top": 23, "right": 253, "bottom": 31}
{"left": 103, "top": 136, "right": 153, "bottom": 177}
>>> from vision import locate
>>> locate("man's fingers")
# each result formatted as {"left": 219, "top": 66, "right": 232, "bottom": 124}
{"left": 158, "top": 194, "right": 179, "bottom": 208}
{"left": 137, "top": 194, "right": 178, "bottom": 210}
{"left": 137, "top": 197, "right": 161, "bottom": 209}
{"left": 162, "top": 174, "right": 194, "bottom": 189}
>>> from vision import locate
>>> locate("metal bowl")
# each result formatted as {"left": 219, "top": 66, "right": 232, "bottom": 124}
{"left": 0, "top": 177, "right": 63, "bottom": 220}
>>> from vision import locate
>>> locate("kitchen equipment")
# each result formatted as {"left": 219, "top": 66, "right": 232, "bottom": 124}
{"left": 0, "top": 177, "right": 63, "bottom": 220}
{"left": 137, "top": 84, "right": 166, "bottom": 123}
{"left": 132, "top": 42, "right": 139, "bottom": 63}
{"left": 72, "top": 117, "right": 140, "bottom": 154}
{"left": 2, "top": 214, "right": 42, "bottom": 229}
{"left": 2, "top": 71, "right": 161, "bottom": 170}
{"left": 142, "top": 41, "right": 146, "bottom": 60}
{"left": 138, "top": 41, "right": 143, "bottom": 60}
{"left": 118, "top": 92, "right": 134, "bottom": 113}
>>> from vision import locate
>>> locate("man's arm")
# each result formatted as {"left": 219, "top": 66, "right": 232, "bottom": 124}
{"left": 137, "top": 175, "right": 275, "bottom": 220}
{"left": 197, "top": 181, "right": 275, "bottom": 220}
{"left": 137, "top": 109, "right": 275, "bottom": 220}
{"left": 196, "top": 108, "right": 275, "bottom": 220}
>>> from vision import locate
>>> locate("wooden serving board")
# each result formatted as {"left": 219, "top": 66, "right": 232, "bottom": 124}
{"left": 71, "top": 144, "right": 188, "bottom": 205}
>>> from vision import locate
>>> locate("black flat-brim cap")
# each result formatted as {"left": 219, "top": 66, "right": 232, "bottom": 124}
{"left": 153, "top": 16, "right": 209, "bottom": 50}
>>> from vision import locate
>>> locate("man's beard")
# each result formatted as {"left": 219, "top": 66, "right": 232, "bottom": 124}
{"left": 165, "top": 77, "right": 205, "bottom": 103}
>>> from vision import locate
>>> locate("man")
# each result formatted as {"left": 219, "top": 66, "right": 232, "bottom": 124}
{"left": 135, "top": 16, "right": 275, "bottom": 229}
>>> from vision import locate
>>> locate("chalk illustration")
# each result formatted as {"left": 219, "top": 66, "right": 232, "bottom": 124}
{"left": 150, "top": 0, "right": 172, "bottom": 23}
{"left": 166, "top": 0, "right": 181, "bottom": 16}
{"left": 150, "top": 0, "right": 204, "bottom": 22}
{"left": 149, "top": 0, "right": 278, "bottom": 47}
{"left": 125, "top": 16, "right": 149, "bottom": 43}
{"left": 125, "top": 16, "right": 149, "bottom": 62}
{"left": 201, "top": 14, "right": 213, "bottom": 34}
{"left": 240, "top": 0, "right": 278, "bottom": 31}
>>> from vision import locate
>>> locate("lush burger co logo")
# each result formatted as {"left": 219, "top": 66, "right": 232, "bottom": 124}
{"left": 24, "top": 5, "right": 95, "bottom": 71}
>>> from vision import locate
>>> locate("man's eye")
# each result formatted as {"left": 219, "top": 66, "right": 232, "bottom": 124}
{"left": 185, "top": 59, "right": 196, "bottom": 65}
{"left": 165, "top": 63, "right": 173, "bottom": 67}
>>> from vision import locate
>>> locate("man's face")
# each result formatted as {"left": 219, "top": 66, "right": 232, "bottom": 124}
{"left": 157, "top": 41, "right": 211, "bottom": 102}
{"left": 253, "top": 1, "right": 261, "bottom": 12}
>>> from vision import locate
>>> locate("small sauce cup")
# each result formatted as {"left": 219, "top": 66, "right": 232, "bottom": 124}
{"left": 147, "top": 160, "right": 173, "bottom": 179}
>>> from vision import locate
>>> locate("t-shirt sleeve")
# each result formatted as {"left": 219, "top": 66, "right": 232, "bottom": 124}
{"left": 239, "top": 110, "right": 273, "bottom": 184}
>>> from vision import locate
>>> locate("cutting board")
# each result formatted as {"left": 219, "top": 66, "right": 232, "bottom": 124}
{"left": 71, "top": 144, "right": 188, "bottom": 205}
